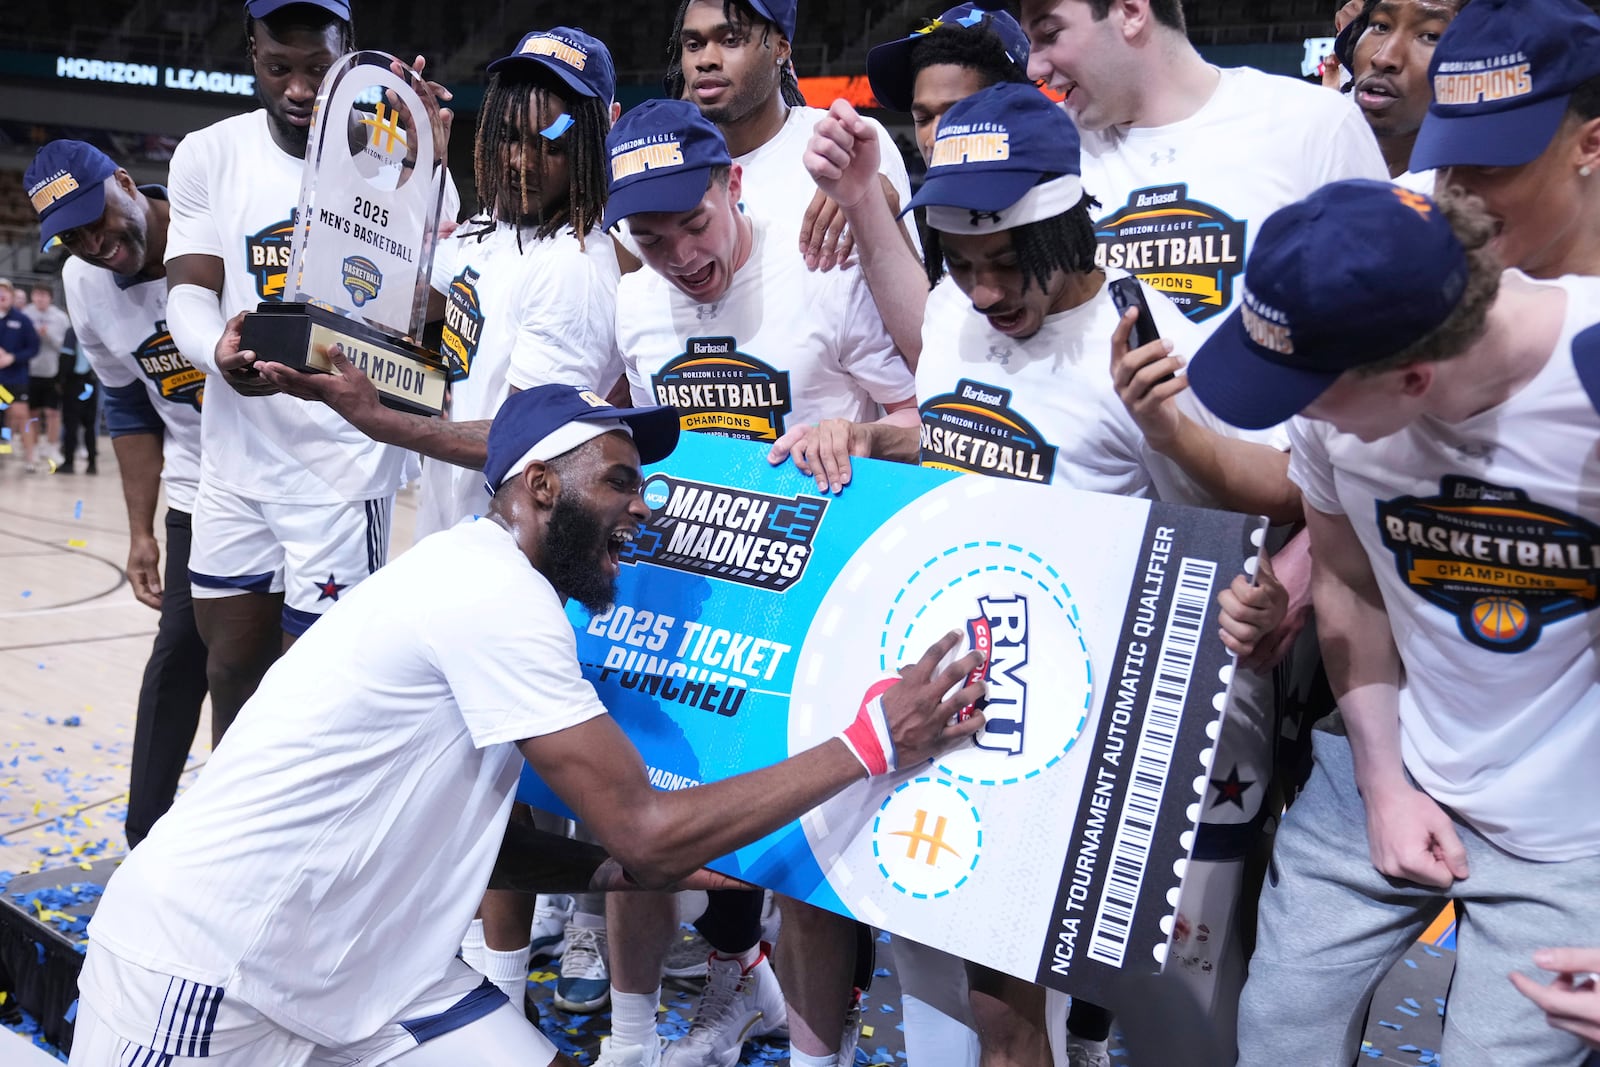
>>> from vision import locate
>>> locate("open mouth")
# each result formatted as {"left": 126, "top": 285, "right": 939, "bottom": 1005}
{"left": 676, "top": 261, "right": 717, "bottom": 297}
{"left": 1355, "top": 78, "right": 1399, "bottom": 111}
{"left": 606, "top": 527, "right": 636, "bottom": 570}
{"left": 694, "top": 79, "right": 729, "bottom": 101}
{"left": 984, "top": 307, "right": 1027, "bottom": 334}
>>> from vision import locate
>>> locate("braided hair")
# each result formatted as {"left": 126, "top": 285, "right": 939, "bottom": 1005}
{"left": 907, "top": 18, "right": 1032, "bottom": 89}
{"left": 467, "top": 65, "right": 610, "bottom": 248}
{"left": 923, "top": 190, "right": 1102, "bottom": 293}
{"left": 664, "top": 0, "right": 806, "bottom": 107}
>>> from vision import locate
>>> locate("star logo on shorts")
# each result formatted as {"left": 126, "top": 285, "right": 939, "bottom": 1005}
{"left": 1208, "top": 764, "right": 1254, "bottom": 810}
{"left": 314, "top": 574, "right": 347, "bottom": 602}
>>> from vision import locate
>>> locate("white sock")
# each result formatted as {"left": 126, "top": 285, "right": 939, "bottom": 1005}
{"left": 461, "top": 918, "right": 486, "bottom": 973}
{"left": 482, "top": 943, "right": 531, "bottom": 1004}
{"left": 609, "top": 987, "right": 661, "bottom": 1049}
{"left": 714, "top": 943, "right": 761, "bottom": 969}
{"left": 790, "top": 1050, "right": 839, "bottom": 1067}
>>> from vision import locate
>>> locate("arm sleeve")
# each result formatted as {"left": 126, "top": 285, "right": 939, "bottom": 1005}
{"left": 166, "top": 283, "right": 228, "bottom": 377}
{"left": 834, "top": 271, "right": 916, "bottom": 405}
{"left": 428, "top": 579, "right": 609, "bottom": 747}
{"left": 102, "top": 381, "right": 165, "bottom": 438}
{"left": 1287, "top": 417, "right": 1344, "bottom": 514}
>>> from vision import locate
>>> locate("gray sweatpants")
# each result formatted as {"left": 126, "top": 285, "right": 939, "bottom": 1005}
{"left": 1236, "top": 730, "right": 1600, "bottom": 1067}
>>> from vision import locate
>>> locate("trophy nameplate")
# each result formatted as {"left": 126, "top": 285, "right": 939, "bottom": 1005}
{"left": 240, "top": 50, "right": 448, "bottom": 415}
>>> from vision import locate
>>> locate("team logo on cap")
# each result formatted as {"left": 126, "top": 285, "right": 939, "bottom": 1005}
{"left": 611, "top": 135, "right": 686, "bottom": 181}
{"left": 651, "top": 338, "right": 794, "bottom": 442}
{"left": 621, "top": 473, "right": 828, "bottom": 592}
{"left": 1239, "top": 288, "right": 1294, "bottom": 356}
{"left": 1378, "top": 476, "right": 1600, "bottom": 653}
{"left": 519, "top": 33, "right": 588, "bottom": 69}
{"left": 919, "top": 378, "right": 1058, "bottom": 484}
{"left": 1433, "top": 53, "right": 1533, "bottom": 106}
{"left": 440, "top": 266, "right": 484, "bottom": 381}
{"left": 246, "top": 212, "right": 297, "bottom": 301}
{"left": 133, "top": 319, "right": 204, "bottom": 412}
{"left": 28, "top": 170, "right": 80, "bottom": 213}
{"left": 340, "top": 255, "right": 383, "bottom": 307}
{"left": 1094, "top": 184, "right": 1246, "bottom": 325}
{"left": 929, "top": 122, "right": 1010, "bottom": 168}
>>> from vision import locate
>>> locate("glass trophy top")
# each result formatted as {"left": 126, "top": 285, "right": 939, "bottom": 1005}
{"left": 284, "top": 51, "right": 445, "bottom": 342}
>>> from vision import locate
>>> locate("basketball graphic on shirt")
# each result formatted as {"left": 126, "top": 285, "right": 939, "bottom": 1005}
{"left": 651, "top": 339, "right": 794, "bottom": 441}
{"left": 1469, "top": 595, "right": 1529, "bottom": 645}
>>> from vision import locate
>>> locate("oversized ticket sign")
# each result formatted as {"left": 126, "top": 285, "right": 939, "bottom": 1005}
{"left": 518, "top": 434, "right": 1266, "bottom": 999}
{"left": 239, "top": 51, "right": 448, "bottom": 415}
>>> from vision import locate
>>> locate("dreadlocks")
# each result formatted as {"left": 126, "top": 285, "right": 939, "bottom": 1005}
{"left": 243, "top": 4, "right": 355, "bottom": 60}
{"left": 923, "top": 191, "right": 1103, "bottom": 292}
{"left": 664, "top": 0, "right": 806, "bottom": 107}
{"left": 907, "top": 18, "right": 1032, "bottom": 88}
{"left": 467, "top": 66, "right": 610, "bottom": 248}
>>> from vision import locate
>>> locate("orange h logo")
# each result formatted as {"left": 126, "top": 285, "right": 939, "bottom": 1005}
{"left": 890, "top": 809, "right": 962, "bottom": 866}
{"left": 1393, "top": 187, "right": 1434, "bottom": 218}
{"left": 361, "top": 102, "right": 409, "bottom": 155}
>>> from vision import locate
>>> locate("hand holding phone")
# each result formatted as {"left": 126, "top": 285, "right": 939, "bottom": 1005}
{"left": 1108, "top": 275, "right": 1174, "bottom": 383}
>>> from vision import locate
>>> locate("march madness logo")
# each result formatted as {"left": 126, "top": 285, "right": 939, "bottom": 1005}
{"left": 965, "top": 595, "right": 1029, "bottom": 756}
{"left": 341, "top": 256, "right": 382, "bottom": 307}
{"left": 441, "top": 267, "right": 484, "bottom": 381}
{"left": 1377, "top": 476, "right": 1600, "bottom": 653}
{"left": 133, "top": 320, "right": 204, "bottom": 412}
{"left": 919, "top": 378, "right": 1058, "bottom": 484}
{"left": 246, "top": 211, "right": 297, "bottom": 301}
{"left": 651, "top": 338, "right": 793, "bottom": 441}
{"left": 1094, "top": 184, "right": 1247, "bottom": 324}
{"left": 625, "top": 474, "right": 827, "bottom": 592}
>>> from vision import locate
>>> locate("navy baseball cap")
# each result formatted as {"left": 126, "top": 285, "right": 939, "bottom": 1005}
{"left": 1187, "top": 180, "right": 1471, "bottom": 431}
{"left": 747, "top": 0, "right": 797, "bottom": 41}
{"left": 487, "top": 27, "right": 616, "bottom": 104}
{"left": 25, "top": 140, "right": 120, "bottom": 252}
{"left": 903, "top": 82, "right": 1082, "bottom": 227}
{"left": 483, "top": 384, "right": 679, "bottom": 494}
{"left": 603, "top": 99, "right": 733, "bottom": 230}
{"left": 244, "top": 0, "right": 351, "bottom": 20}
{"left": 867, "top": 4, "right": 1030, "bottom": 113}
{"left": 1411, "top": 0, "right": 1600, "bottom": 170}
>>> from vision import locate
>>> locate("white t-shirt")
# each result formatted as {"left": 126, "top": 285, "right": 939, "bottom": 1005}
{"left": 1287, "top": 274, "right": 1600, "bottom": 861}
{"left": 915, "top": 270, "right": 1258, "bottom": 504}
{"left": 618, "top": 217, "right": 914, "bottom": 440}
{"left": 413, "top": 221, "right": 622, "bottom": 537}
{"left": 20, "top": 302, "right": 69, "bottom": 379}
{"left": 1080, "top": 67, "right": 1387, "bottom": 336}
{"left": 735, "top": 104, "right": 915, "bottom": 239}
{"left": 1395, "top": 168, "right": 1437, "bottom": 194}
{"left": 63, "top": 256, "right": 203, "bottom": 512}
{"left": 166, "top": 109, "right": 460, "bottom": 503}
{"left": 85, "top": 517, "right": 608, "bottom": 1044}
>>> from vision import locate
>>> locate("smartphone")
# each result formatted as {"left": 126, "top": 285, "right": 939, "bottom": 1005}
{"left": 1108, "top": 275, "right": 1174, "bottom": 383}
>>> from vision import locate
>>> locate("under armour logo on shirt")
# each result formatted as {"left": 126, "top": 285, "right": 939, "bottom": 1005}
{"left": 1150, "top": 148, "right": 1177, "bottom": 166}
{"left": 969, "top": 209, "right": 1004, "bottom": 227}
{"left": 986, "top": 345, "right": 1011, "bottom": 365}
{"left": 694, "top": 302, "right": 721, "bottom": 320}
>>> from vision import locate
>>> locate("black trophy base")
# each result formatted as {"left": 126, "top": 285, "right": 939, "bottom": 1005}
{"left": 240, "top": 301, "right": 447, "bottom": 416}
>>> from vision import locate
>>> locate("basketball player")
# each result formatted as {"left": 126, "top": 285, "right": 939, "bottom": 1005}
{"left": 1183, "top": 179, "right": 1600, "bottom": 1067}
{"left": 163, "top": 0, "right": 458, "bottom": 738}
{"left": 1409, "top": 0, "right": 1600, "bottom": 280}
{"left": 598, "top": 98, "right": 918, "bottom": 1067}
{"left": 66, "top": 382, "right": 989, "bottom": 1067}
{"left": 664, "top": 0, "right": 913, "bottom": 270}
{"left": 797, "top": 81, "right": 1295, "bottom": 1067}
{"left": 26, "top": 139, "right": 208, "bottom": 846}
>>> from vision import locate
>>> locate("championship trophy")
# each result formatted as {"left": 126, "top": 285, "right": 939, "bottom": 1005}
{"left": 240, "top": 51, "right": 448, "bottom": 415}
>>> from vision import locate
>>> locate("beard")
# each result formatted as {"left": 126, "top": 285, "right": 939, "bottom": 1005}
{"left": 541, "top": 491, "right": 618, "bottom": 615}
